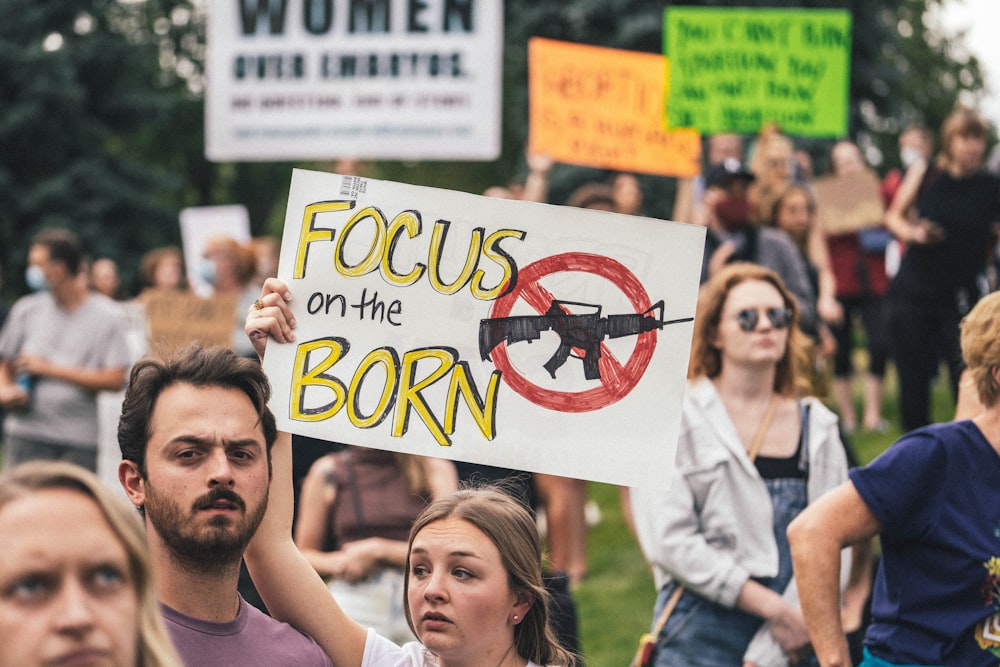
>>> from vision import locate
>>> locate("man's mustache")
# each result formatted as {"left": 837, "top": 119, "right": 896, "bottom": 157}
{"left": 193, "top": 487, "right": 246, "bottom": 513}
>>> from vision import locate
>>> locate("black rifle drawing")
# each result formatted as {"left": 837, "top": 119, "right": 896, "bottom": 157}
{"left": 479, "top": 299, "right": 693, "bottom": 381}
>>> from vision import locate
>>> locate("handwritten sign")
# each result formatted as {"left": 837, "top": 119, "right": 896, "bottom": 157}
{"left": 206, "top": 0, "right": 502, "bottom": 161}
{"left": 143, "top": 291, "right": 237, "bottom": 356}
{"left": 812, "top": 169, "right": 886, "bottom": 235}
{"left": 664, "top": 7, "right": 851, "bottom": 137}
{"left": 262, "top": 169, "right": 706, "bottom": 487}
{"left": 529, "top": 38, "right": 701, "bottom": 177}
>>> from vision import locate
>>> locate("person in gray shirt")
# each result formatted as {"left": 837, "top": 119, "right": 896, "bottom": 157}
{"left": 0, "top": 229, "right": 130, "bottom": 471}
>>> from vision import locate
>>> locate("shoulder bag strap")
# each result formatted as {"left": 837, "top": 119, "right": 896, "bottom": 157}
{"left": 651, "top": 394, "right": 779, "bottom": 641}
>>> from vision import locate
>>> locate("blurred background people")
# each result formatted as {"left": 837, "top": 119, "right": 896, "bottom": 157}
{"left": 770, "top": 183, "right": 841, "bottom": 385}
{"left": 199, "top": 236, "right": 259, "bottom": 358}
{"left": 884, "top": 106, "right": 1000, "bottom": 431}
{"left": 0, "top": 229, "right": 130, "bottom": 472}
{"left": 610, "top": 173, "right": 645, "bottom": 216}
{"left": 825, "top": 140, "right": 892, "bottom": 434}
{"left": 89, "top": 257, "right": 123, "bottom": 300}
{"left": 138, "top": 246, "right": 187, "bottom": 297}
{"left": 750, "top": 126, "right": 804, "bottom": 227}
{"left": 673, "top": 132, "right": 745, "bottom": 226}
{"left": 700, "top": 158, "right": 819, "bottom": 338}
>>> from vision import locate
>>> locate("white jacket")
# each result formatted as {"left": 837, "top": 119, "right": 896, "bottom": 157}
{"left": 632, "top": 377, "right": 852, "bottom": 667}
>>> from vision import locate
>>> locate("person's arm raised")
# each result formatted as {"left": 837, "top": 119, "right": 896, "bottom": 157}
{"left": 245, "top": 432, "right": 368, "bottom": 665}
{"left": 243, "top": 278, "right": 368, "bottom": 667}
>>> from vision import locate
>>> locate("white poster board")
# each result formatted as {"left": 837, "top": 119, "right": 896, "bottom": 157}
{"left": 205, "top": 0, "right": 503, "bottom": 162}
{"left": 264, "top": 169, "right": 705, "bottom": 488}
{"left": 179, "top": 204, "right": 252, "bottom": 296}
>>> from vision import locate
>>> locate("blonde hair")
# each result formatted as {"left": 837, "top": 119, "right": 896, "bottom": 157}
{"left": 0, "top": 461, "right": 181, "bottom": 667}
{"left": 960, "top": 291, "right": 1000, "bottom": 408}
{"left": 689, "top": 263, "right": 811, "bottom": 396}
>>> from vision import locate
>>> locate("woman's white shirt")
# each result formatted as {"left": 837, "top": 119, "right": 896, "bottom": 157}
{"left": 361, "top": 629, "right": 545, "bottom": 667}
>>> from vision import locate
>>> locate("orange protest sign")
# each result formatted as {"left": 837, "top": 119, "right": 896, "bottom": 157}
{"left": 529, "top": 37, "right": 701, "bottom": 178}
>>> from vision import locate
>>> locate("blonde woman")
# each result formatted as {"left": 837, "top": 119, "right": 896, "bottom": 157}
{"left": 0, "top": 460, "right": 180, "bottom": 667}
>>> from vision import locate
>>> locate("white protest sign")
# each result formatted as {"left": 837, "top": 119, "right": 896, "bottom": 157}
{"left": 179, "top": 204, "right": 252, "bottom": 296}
{"left": 205, "top": 0, "right": 502, "bottom": 161}
{"left": 263, "top": 169, "right": 705, "bottom": 487}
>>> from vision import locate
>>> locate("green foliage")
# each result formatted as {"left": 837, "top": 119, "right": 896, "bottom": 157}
{"left": 0, "top": 0, "right": 178, "bottom": 293}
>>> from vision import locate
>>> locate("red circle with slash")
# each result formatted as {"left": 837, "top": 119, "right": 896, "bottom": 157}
{"left": 486, "top": 252, "right": 658, "bottom": 413}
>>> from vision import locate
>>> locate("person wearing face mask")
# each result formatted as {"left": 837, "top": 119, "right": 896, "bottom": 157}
{"left": 701, "top": 159, "right": 819, "bottom": 339}
{"left": 0, "top": 229, "right": 130, "bottom": 472}
{"left": 200, "top": 236, "right": 260, "bottom": 358}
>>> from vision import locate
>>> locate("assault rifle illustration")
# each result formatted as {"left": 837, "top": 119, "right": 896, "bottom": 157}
{"left": 479, "top": 299, "right": 693, "bottom": 381}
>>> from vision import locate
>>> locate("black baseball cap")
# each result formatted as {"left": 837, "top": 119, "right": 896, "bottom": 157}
{"left": 704, "top": 158, "right": 756, "bottom": 188}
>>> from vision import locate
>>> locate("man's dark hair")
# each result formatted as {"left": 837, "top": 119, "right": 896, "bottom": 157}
{"left": 118, "top": 344, "right": 278, "bottom": 476}
{"left": 32, "top": 228, "right": 85, "bottom": 275}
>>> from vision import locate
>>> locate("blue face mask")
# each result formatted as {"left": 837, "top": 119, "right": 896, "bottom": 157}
{"left": 25, "top": 265, "right": 48, "bottom": 292}
{"left": 197, "top": 257, "right": 217, "bottom": 286}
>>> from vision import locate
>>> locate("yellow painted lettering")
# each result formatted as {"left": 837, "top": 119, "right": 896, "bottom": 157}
{"left": 347, "top": 347, "right": 399, "bottom": 428}
{"left": 335, "top": 206, "right": 387, "bottom": 278}
{"left": 393, "top": 347, "right": 455, "bottom": 446}
{"left": 383, "top": 211, "right": 426, "bottom": 286}
{"left": 294, "top": 200, "right": 353, "bottom": 279}
{"left": 444, "top": 362, "right": 500, "bottom": 440}
{"left": 427, "top": 221, "right": 482, "bottom": 295}
{"left": 470, "top": 229, "right": 526, "bottom": 300}
{"left": 290, "top": 338, "right": 349, "bottom": 421}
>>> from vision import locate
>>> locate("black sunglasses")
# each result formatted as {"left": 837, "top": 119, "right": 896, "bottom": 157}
{"left": 736, "top": 307, "right": 792, "bottom": 332}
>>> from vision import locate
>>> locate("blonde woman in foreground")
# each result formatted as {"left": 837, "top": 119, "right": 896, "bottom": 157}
{"left": 0, "top": 460, "right": 180, "bottom": 667}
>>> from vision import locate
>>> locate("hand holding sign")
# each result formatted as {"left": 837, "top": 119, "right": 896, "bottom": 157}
{"left": 246, "top": 278, "right": 297, "bottom": 359}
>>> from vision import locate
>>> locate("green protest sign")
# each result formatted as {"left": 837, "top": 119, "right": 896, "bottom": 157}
{"left": 663, "top": 7, "right": 851, "bottom": 137}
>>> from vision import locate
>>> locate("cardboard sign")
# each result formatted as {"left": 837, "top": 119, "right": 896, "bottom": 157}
{"left": 262, "top": 169, "right": 706, "bottom": 487}
{"left": 812, "top": 169, "right": 885, "bottom": 234}
{"left": 664, "top": 7, "right": 852, "bottom": 137}
{"left": 143, "top": 290, "right": 237, "bottom": 356}
{"left": 205, "top": 0, "right": 502, "bottom": 161}
{"left": 529, "top": 38, "right": 701, "bottom": 178}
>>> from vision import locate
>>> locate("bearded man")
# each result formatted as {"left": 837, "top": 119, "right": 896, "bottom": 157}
{"left": 118, "top": 345, "right": 333, "bottom": 666}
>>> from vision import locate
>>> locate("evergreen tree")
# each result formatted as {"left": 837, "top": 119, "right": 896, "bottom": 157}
{"left": 0, "top": 0, "right": 178, "bottom": 293}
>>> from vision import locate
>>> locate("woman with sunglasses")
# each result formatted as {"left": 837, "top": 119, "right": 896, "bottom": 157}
{"left": 631, "top": 263, "right": 855, "bottom": 667}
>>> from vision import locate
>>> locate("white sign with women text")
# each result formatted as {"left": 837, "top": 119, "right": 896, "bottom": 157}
{"left": 205, "top": 0, "right": 503, "bottom": 161}
{"left": 263, "top": 169, "right": 705, "bottom": 487}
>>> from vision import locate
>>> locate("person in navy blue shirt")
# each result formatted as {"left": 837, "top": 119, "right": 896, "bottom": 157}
{"left": 789, "top": 288, "right": 1000, "bottom": 667}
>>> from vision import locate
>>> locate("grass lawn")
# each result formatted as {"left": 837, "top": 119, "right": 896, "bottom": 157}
{"left": 571, "top": 362, "right": 958, "bottom": 666}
